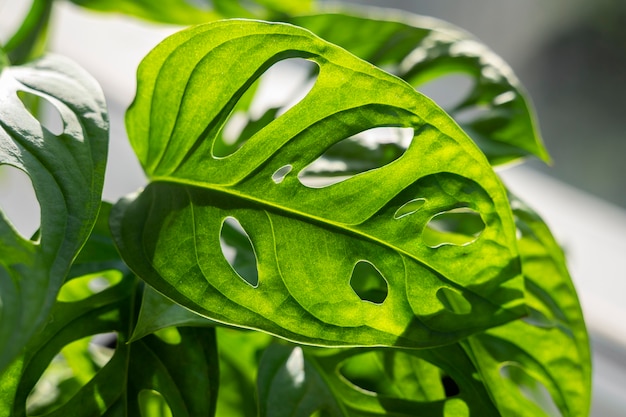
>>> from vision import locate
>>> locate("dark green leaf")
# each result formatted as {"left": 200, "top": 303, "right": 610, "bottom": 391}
{"left": 0, "top": 54, "right": 108, "bottom": 373}
{"left": 258, "top": 344, "right": 500, "bottom": 416}
{"left": 291, "top": 9, "right": 549, "bottom": 165}
{"left": 111, "top": 19, "right": 524, "bottom": 348}
{"left": 68, "top": 0, "right": 314, "bottom": 25}
{"left": 0, "top": 206, "right": 218, "bottom": 416}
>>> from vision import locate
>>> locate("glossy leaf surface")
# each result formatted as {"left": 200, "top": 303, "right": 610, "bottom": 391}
{"left": 69, "top": 0, "right": 313, "bottom": 25}
{"left": 291, "top": 9, "right": 549, "bottom": 165}
{"left": 112, "top": 20, "right": 524, "bottom": 348}
{"left": 0, "top": 54, "right": 108, "bottom": 373}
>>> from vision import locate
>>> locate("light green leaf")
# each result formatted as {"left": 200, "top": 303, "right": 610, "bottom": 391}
{"left": 111, "top": 19, "right": 524, "bottom": 348}
{"left": 258, "top": 344, "right": 500, "bottom": 416}
{"left": 462, "top": 194, "right": 591, "bottom": 417}
{"left": 290, "top": 9, "right": 549, "bottom": 165}
{"left": 0, "top": 54, "right": 108, "bottom": 373}
{"left": 69, "top": 0, "right": 314, "bottom": 25}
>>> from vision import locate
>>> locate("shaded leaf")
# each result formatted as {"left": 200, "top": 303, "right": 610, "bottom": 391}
{"left": 462, "top": 194, "right": 591, "bottom": 416}
{"left": 111, "top": 19, "right": 524, "bottom": 348}
{"left": 69, "top": 0, "right": 314, "bottom": 25}
{"left": 0, "top": 206, "right": 218, "bottom": 417}
{"left": 0, "top": 54, "right": 108, "bottom": 373}
{"left": 258, "top": 344, "right": 500, "bottom": 416}
{"left": 291, "top": 9, "right": 549, "bottom": 165}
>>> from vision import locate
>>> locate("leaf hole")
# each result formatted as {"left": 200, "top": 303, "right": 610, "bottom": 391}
{"left": 499, "top": 362, "right": 563, "bottom": 417}
{"left": 394, "top": 198, "right": 426, "bottom": 219}
{"left": 350, "top": 261, "right": 388, "bottom": 305}
{"left": 138, "top": 390, "right": 173, "bottom": 417}
{"left": 0, "top": 164, "right": 41, "bottom": 240}
{"left": 436, "top": 287, "right": 471, "bottom": 315}
{"left": 26, "top": 332, "right": 116, "bottom": 415}
{"left": 417, "top": 73, "right": 475, "bottom": 110}
{"left": 57, "top": 270, "right": 123, "bottom": 302}
{"left": 298, "top": 126, "right": 413, "bottom": 188}
{"left": 272, "top": 164, "right": 293, "bottom": 184}
{"left": 17, "top": 90, "right": 64, "bottom": 136}
{"left": 452, "top": 104, "right": 491, "bottom": 125}
{"left": 213, "top": 58, "right": 319, "bottom": 158}
{"left": 441, "top": 374, "right": 461, "bottom": 397}
{"left": 220, "top": 217, "right": 259, "bottom": 287}
{"left": 423, "top": 207, "right": 484, "bottom": 247}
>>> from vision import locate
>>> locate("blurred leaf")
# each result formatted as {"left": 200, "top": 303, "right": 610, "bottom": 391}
{"left": 111, "top": 19, "right": 524, "bottom": 349}
{"left": 68, "top": 0, "right": 314, "bottom": 25}
{"left": 215, "top": 328, "right": 273, "bottom": 417}
{"left": 3, "top": 0, "right": 53, "bottom": 65}
{"left": 0, "top": 54, "right": 108, "bottom": 373}
{"left": 291, "top": 9, "right": 549, "bottom": 166}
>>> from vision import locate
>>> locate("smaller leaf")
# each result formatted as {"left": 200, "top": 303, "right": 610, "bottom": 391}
{"left": 131, "top": 285, "right": 216, "bottom": 342}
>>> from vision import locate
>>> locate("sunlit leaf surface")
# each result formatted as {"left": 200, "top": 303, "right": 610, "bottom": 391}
{"left": 111, "top": 20, "right": 525, "bottom": 348}
{"left": 291, "top": 9, "right": 549, "bottom": 166}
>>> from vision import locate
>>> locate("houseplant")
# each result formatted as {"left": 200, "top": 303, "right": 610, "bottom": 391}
{"left": 0, "top": 1, "right": 591, "bottom": 416}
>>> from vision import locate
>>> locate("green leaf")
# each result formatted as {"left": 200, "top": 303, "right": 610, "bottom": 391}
{"left": 290, "top": 9, "right": 549, "bottom": 165}
{"left": 69, "top": 0, "right": 314, "bottom": 25}
{"left": 215, "top": 328, "right": 273, "bottom": 417}
{"left": 0, "top": 54, "right": 108, "bottom": 373}
{"left": 258, "top": 344, "right": 500, "bottom": 416}
{"left": 3, "top": 0, "right": 53, "bottom": 65}
{"left": 111, "top": 19, "right": 524, "bottom": 348}
{"left": 0, "top": 208, "right": 219, "bottom": 417}
{"left": 462, "top": 194, "right": 591, "bottom": 416}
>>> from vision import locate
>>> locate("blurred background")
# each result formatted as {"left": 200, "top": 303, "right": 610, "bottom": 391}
{"left": 1, "top": 0, "right": 625, "bottom": 415}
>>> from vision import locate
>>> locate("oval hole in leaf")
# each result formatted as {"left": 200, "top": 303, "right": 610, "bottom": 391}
{"left": 436, "top": 287, "right": 471, "bottom": 315}
{"left": 220, "top": 217, "right": 259, "bottom": 287}
{"left": 350, "top": 261, "right": 388, "bottom": 305}
{"left": 272, "top": 164, "right": 292, "bottom": 184}
{"left": 417, "top": 73, "right": 474, "bottom": 110}
{"left": 0, "top": 164, "right": 41, "bottom": 240}
{"left": 298, "top": 126, "right": 413, "bottom": 188}
{"left": 441, "top": 374, "right": 461, "bottom": 397}
{"left": 57, "top": 270, "right": 124, "bottom": 302}
{"left": 17, "top": 90, "right": 64, "bottom": 136}
{"left": 26, "top": 333, "right": 116, "bottom": 415}
{"left": 214, "top": 58, "right": 319, "bottom": 158}
{"left": 499, "top": 362, "right": 562, "bottom": 417}
{"left": 138, "top": 389, "right": 173, "bottom": 417}
{"left": 423, "top": 207, "right": 484, "bottom": 247}
{"left": 453, "top": 104, "right": 491, "bottom": 125}
{"left": 153, "top": 327, "right": 182, "bottom": 345}
{"left": 394, "top": 198, "right": 426, "bottom": 219}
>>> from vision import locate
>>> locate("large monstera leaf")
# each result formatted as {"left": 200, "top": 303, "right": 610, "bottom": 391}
{"left": 291, "top": 9, "right": 549, "bottom": 166}
{"left": 0, "top": 54, "right": 108, "bottom": 373}
{"left": 111, "top": 19, "right": 525, "bottom": 348}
